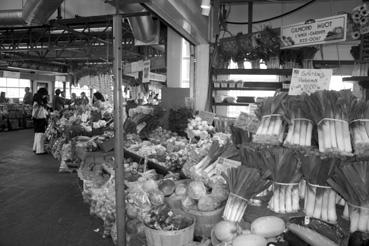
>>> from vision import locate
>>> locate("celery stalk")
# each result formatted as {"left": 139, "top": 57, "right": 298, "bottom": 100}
{"left": 299, "top": 120, "right": 307, "bottom": 146}
{"left": 329, "top": 120, "right": 338, "bottom": 151}
{"left": 343, "top": 203, "right": 349, "bottom": 219}
{"left": 273, "top": 185, "right": 280, "bottom": 213}
{"left": 267, "top": 116, "right": 275, "bottom": 136}
{"left": 318, "top": 125, "right": 325, "bottom": 152}
{"left": 293, "top": 119, "right": 301, "bottom": 145}
{"left": 350, "top": 207, "right": 360, "bottom": 233}
{"left": 284, "top": 124, "right": 293, "bottom": 145}
{"left": 335, "top": 118, "right": 345, "bottom": 153}
{"left": 313, "top": 190, "right": 323, "bottom": 219}
{"left": 328, "top": 189, "right": 337, "bottom": 223}
{"left": 305, "top": 121, "right": 313, "bottom": 146}
{"left": 358, "top": 206, "right": 369, "bottom": 232}
{"left": 261, "top": 116, "right": 270, "bottom": 135}
{"left": 285, "top": 184, "right": 293, "bottom": 213}
{"left": 292, "top": 185, "right": 300, "bottom": 212}
{"left": 321, "top": 189, "right": 329, "bottom": 222}
{"left": 342, "top": 121, "right": 352, "bottom": 153}
{"left": 306, "top": 185, "right": 315, "bottom": 217}
{"left": 273, "top": 116, "right": 282, "bottom": 137}
{"left": 279, "top": 185, "right": 286, "bottom": 214}
{"left": 299, "top": 180, "right": 306, "bottom": 200}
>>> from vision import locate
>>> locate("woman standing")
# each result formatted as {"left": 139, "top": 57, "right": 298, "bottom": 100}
{"left": 32, "top": 88, "right": 49, "bottom": 154}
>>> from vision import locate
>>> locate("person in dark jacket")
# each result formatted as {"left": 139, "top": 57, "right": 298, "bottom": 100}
{"left": 52, "top": 89, "right": 65, "bottom": 111}
{"left": 32, "top": 88, "right": 49, "bottom": 154}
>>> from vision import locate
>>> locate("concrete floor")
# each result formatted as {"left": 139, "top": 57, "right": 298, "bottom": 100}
{"left": 0, "top": 129, "right": 114, "bottom": 246}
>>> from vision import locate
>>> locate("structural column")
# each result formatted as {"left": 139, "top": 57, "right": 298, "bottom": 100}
{"left": 113, "top": 13, "right": 126, "bottom": 246}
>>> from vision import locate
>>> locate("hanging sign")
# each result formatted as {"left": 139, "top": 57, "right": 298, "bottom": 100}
{"left": 142, "top": 60, "right": 151, "bottom": 83}
{"left": 280, "top": 14, "right": 347, "bottom": 49}
{"left": 149, "top": 72, "right": 166, "bottom": 82}
{"left": 3, "top": 71, "right": 20, "bottom": 79}
{"left": 55, "top": 75, "right": 66, "bottom": 82}
{"left": 123, "top": 60, "right": 143, "bottom": 74}
{"left": 198, "top": 111, "right": 216, "bottom": 124}
{"left": 289, "top": 68, "right": 332, "bottom": 95}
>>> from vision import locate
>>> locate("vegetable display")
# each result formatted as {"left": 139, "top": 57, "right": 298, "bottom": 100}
{"left": 349, "top": 99, "right": 369, "bottom": 155}
{"left": 301, "top": 154, "right": 338, "bottom": 223}
{"left": 306, "top": 90, "right": 355, "bottom": 156}
{"left": 283, "top": 94, "right": 314, "bottom": 148}
{"left": 254, "top": 92, "right": 287, "bottom": 145}
{"left": 328, "top": 161, "right": 369, "bottom": 233}
{"left": 264, "top": 147, "right": 302, "bottom": 214}
{"left": 222, "top": 166, "right": 271, "bottom": 222}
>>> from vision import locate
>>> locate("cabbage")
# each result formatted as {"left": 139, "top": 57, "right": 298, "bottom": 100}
{"left": 181, "top": 196, "right": 197, "bottom": 209}
{"left": 148, "top": 189, "right": 165, "bottom": 206}
{"left": 175, "top": 183, "right": 187, "bottom": 197}
{"left": 187, "top": 181, "right": 207, "bottom": 200}
{"left": 198, "top": 195, "right": 221, "bottom": 211}
{"left": 211, "top": 183, "right": 229, "bottom": 202}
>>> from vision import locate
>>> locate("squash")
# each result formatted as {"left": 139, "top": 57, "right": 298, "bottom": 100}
{"left": 232, "top": 234, "right": 267, "bottom": 246}
{"left": 251, "top": 216, "right": 285, "bottom": 238}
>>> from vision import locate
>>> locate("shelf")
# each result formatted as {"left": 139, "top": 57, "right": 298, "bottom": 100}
{"left": 342, "top": 76, "right": 369, "bottom": 82}
{"left": 213, "top": 88, "right": 278, "bottom": 91}
{"left": 213, "top": 103, "right": 251, "bottom": 106}
{"left": 213, "top": 68, "right": 293, "bottom": 75}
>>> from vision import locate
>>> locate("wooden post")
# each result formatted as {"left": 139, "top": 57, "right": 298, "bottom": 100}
{"left": 248, "top": 1, "right": 253, "bottom": 34}
{"left": 113, "top": 10, "right": 126, "bottom": 246}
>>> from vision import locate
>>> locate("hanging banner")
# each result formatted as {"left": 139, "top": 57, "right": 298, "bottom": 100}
{"left": 289, "top": 68, "right": 332, "bottom": 95}
{"left": 142, "top": 60, "right": 151, "bottom": 83}
{"left": 3, "top": 71, "right": 20, "bottom": 79}
{"left": 149, "top": 72, "right": 166, "bottom": 82}
{"left": 280, "top": 14, "right": 347, "bottom": 49}
{"left": 55, "top": 75, "right": 66, "bottom": 82}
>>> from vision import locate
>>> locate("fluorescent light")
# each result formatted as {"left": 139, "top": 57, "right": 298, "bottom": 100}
{"left": 201, "top": 0, "right": 210, "bottom": 9}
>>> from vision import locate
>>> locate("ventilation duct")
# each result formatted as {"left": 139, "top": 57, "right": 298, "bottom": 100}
{"left": 0, "top": 0, "right": 64, "bottom": 26}
{"left": 106, "top": 1, "right": 158, "bottom": 43}
{"left": 23, "top": 0, "right": 65, "bottom": 25}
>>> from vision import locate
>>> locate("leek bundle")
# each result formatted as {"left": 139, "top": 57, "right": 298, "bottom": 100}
{"left": 222, "top": 166, "right": 271, "bottom": 222}
{"left": 301, "top": 154, "right": 338, "bottom": 223}
{"left": 283, "top": 94, "right": 314, "bottom": 148}
{"left": 306, "top": 90, "right": 355, "bottom": 156}
{"left": 328, "top": 161, "right": 369, "bottom": 233}
{"left": 254, "top": 93, "right": 288, "bottom": 145}
{"left": 264, "top": 147, "right": 302, "bottom": 213}
{"left": 349, "top": 99, "right": 369, "bottom": 155}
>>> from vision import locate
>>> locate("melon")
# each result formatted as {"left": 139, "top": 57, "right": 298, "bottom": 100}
{"left": 251, "top": 216, "right": 285, "bottom": 238}
{"left": 213, "top": 220, "right": 238, "bottom": 242}
{"left": 232, "top": 234, "right": 267, "bottom": 246}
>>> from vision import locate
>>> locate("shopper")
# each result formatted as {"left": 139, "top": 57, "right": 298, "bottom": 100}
{"left": 70, "top": 93, "right": 77, "bottom": 105}
{"left": 92, "top": 91, "right": 105, "bottom": 108}
{"left": 52, "top": 89, "right": 65, "bottom": 111}
{"left": 0, "top": 91, "right": 8, "bottom": 103}
{"left": 80, "top": 92, "right": 89, "bottom": 105}
{"left": 23, "top": 87, "right": 33, "bottom": 105}
{"left": 32, "top": 88, "right": 49, "bottom": 154}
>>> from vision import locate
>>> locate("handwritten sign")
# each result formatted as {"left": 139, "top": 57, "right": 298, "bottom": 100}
{"left": 281, "top": 14, "right": 347, "bottom": 49}
{"left": 142, "top": 60, "right": 151, "bottom": 83}
{"left": 198, "top": 111, "right": 216, "bottom": 124}
{"left": 289, "top": 69, "right": 332, "bottom": 95}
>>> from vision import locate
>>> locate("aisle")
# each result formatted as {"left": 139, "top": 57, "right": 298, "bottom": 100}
{"left": 0, "top": 130, "right": 114, "bottom": 246}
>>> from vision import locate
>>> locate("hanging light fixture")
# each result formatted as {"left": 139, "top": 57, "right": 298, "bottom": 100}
{"left": 201, "top": 0, "right": 211, "bottom": 9}
{"left": 201, "top": 0, "right": 211, "bottom": 16}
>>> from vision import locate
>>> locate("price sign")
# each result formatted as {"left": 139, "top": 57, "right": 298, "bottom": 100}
{"left": 217, "top": 157, "right": 242, "bottom": 168}
{"left": 289, "top": 68, "right": 332, "bottom": 95}
{"left": 198, "top": 111, "right": 216, "bottom": 124}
